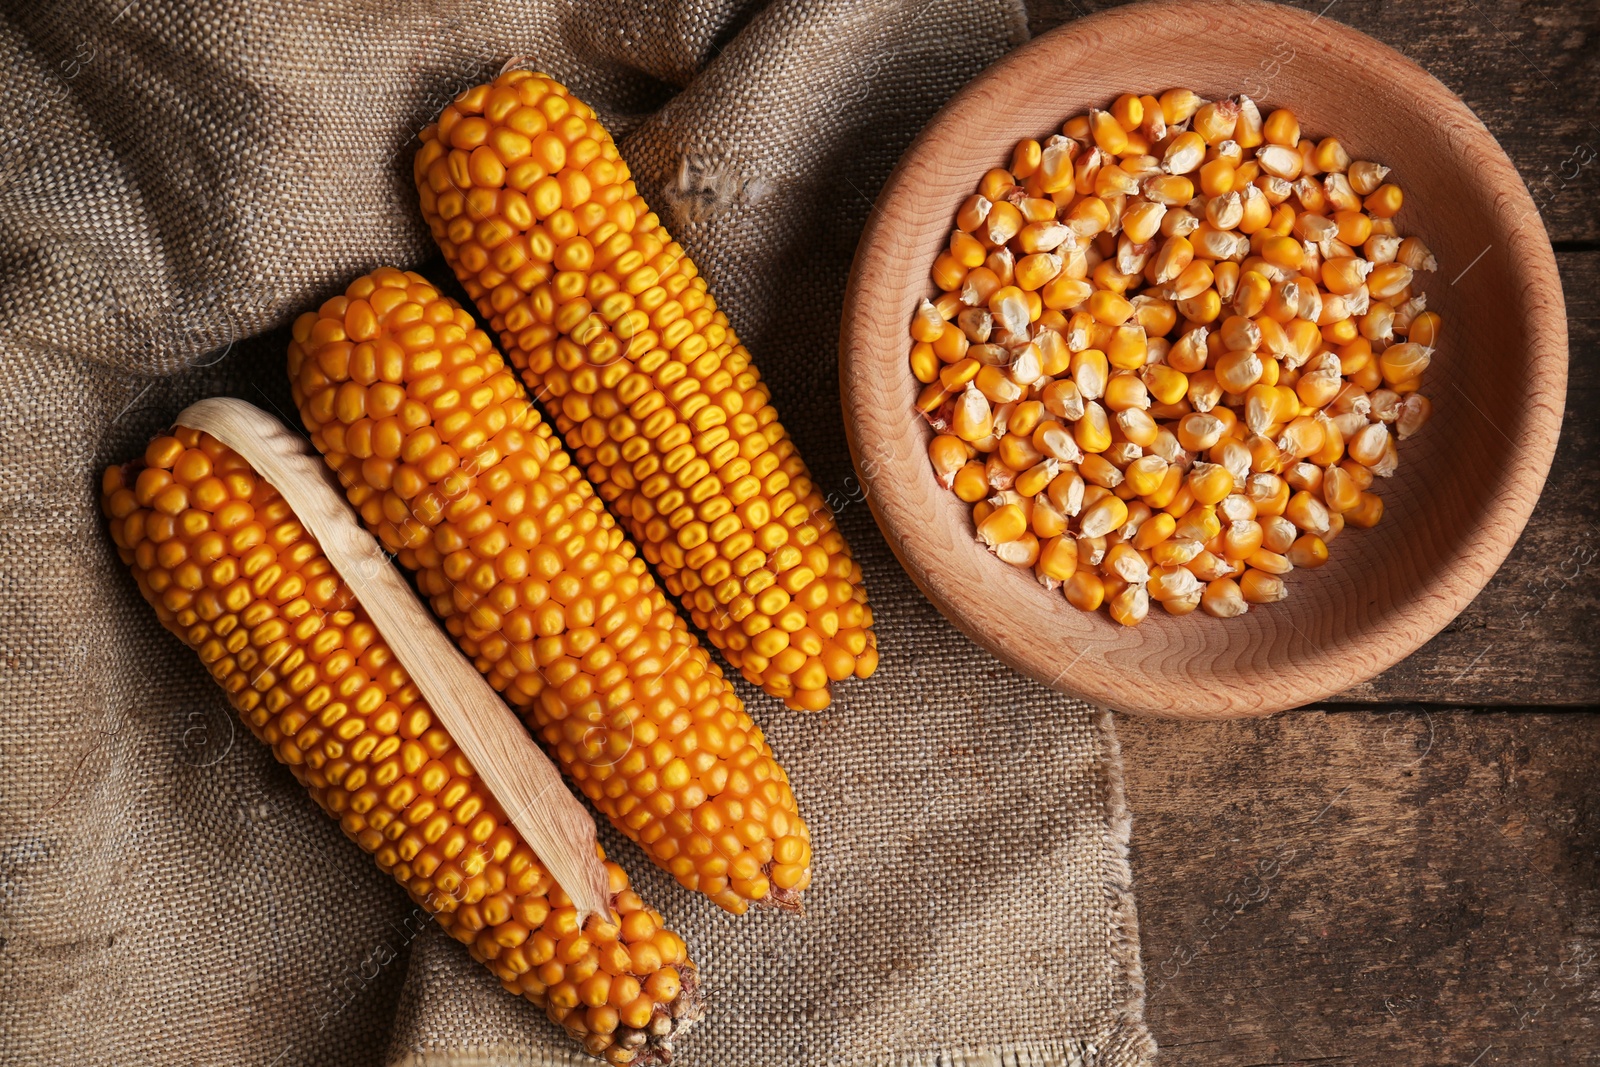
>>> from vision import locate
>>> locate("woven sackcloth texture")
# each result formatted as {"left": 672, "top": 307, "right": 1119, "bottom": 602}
{"left": 0, "top": 0, "right": 1155, "bottom": 1064}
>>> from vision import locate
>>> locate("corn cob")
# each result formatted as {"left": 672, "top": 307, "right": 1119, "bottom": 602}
{"left": 410, "top": 69, "right": 877, "bottom": 712}
{"left": 101, "top": 427, "right": 699, "bottom": 1065}
{"left": 288, "top": 268, "right": 812, "bottom": 914}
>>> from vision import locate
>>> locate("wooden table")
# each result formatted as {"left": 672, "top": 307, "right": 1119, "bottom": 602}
{"left": 1022, "top": 0, "right": 1600, "bottom": 1060}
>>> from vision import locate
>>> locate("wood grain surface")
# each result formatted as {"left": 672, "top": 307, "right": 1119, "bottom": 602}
{"left": 1120, "top": 709, "right": 1600, "bottom": 1065}
{"left": 1346, "top": 251, "right": 1598, "bottom": 706}
{"left": 840, "top": 0, "right": 1570, "bottom": 718}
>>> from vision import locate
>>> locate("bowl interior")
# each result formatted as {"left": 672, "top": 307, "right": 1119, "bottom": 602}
{"left": 841, "top": 0, "right": 1566, "bottom": 717}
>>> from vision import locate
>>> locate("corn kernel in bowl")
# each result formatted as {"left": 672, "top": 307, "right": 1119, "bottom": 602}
{"left": 911, "top": 90, "right": 1435, "bottom": 625}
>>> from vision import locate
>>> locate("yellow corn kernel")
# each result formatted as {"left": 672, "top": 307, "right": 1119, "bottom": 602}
{"left": 1139, "top": 364, "right": 1187, "bottom": 407}
{"left": 928, "top": 435, "right": 970, "bottom": 489}
{"left": 1244, "top": 546, "right": 1293, "bottom": 575}
{"left": 1192, "top": 99, "right": 1239, "bottom": 144}
{"left": 1112, "top": 93, "right": 1144, "bottom": 131}
{"left": 1367, "top": 262, "right": 1414, "bottom": 301}
{"left": 1158, "top": 589, "right": 1202, "bottom": 615}
{"left": 1262, "top": 108, "right": 1300, "bottom": 147}
{"left": 1364, "top": 183, "right": 1403, "bottom": 218}
{"left": 1099, "top": 369, "right": 1146, "bottom": 410}
{"left": 917, "top": 388, "right": 956, "bottom": 428}
{"left": 932, "top": 253, "right": 968, "bottom": 291}
{"left": 1123, "top": 200, "right": 1166, "bottom": 244}
{"left": 950, "top": 229, "right": 988, "bottom": 268}
{"left": 1035, "top": 534, "right": 1080, "bottom": 585}
{"left": 1115, "top": 456, "right": 1163, "bottom": 500}
{"left": 1159, "top": 88, "right": 1204, "bottom": 126}
{"left": 938, "top": 356, "right": 981, "bottom": 392}
{"left": 1064, "top": 569, "right": 1106, "bottom": 612}
{"left": 1108, "top": 582, "right": 1150, "bottom": 626}
{"left": 1032, "top": 493, "right": 1068, "bottom": 538}
{"left": 932, "top": 320, "right": 972, "bottom": 363}
{"left": 982, "top": 166, "right": 1015, "bottom": 198}
{"left": 1287, "top": 534, "right": 1329, "bottom": 568}
{"left": 1086, "top": 290, "right": 1132, "bottom": 327}
{"left": 1143, "top": 562, "right": 1198, "bottom": 603}
{"left": 1152, "top": 536, "right": 1202, "bottom": 568}
{"left": 1173, "top": 503, "right": 1222, "bottom": 544}
{"left": 1078, "top": 453, "right": 1123, "bottom": 490}
{"left": 989, "top": 530, "right": 1039, "bottom": 569}
{"left": 910, "top": 299, "right": 945, "bottom": 342}
{"left": 1014, "top": 460, "right": 1057, "bottom": 498}
{"left": 1237, "top": 185, "right": 1272, "bottom": 233}
{"left": 908, "top": 341, "right": 940, "bottom": 384}
{"left": 1185, "top": 463, "right": 1234, "bottom": 506}
{"left": 1239, "top": 568, "right": 1288, "bottom": 603}
{"left": 975, "top": 364, "right": 1025, "bottom": 405}
{"left": 1065, "top": 195, "right": 1112, "bottom": 237}
{"left": 1075, "top": 401, "right": 1113, "bottom": 454}
{"left": 952, "top": 384, "right": 996, "bottom": 442}
{"left": 1201, "top": 576, "right": 1248, "bottom": 618}
{"left": 957, "top": 193, "right": 994, "bottom": 232}
{"left": 1281, "top": 487, "right": 1331, "bottom": 536}
{"left": 1143, "top": 174, "right": 1195, "bottom": 207}
{"left": 1313, "top": 137, "right": 1351, "bottom": 173}
{"left": 1090, "top": 109, "right": 1129, "bottom": 154}
{"left": 1344, "top": 490, "right": 1384, "bottom": 528}
{"left": 1078, "top": 494, "right": 1129, "bottom": 539}
{"left": 1214, "top": 349, "right": 1264, "bottom": 394}
{"left": 978, "top": 503, "right": 1028, "bottom": 547}
{"left": 1228, "top": 94, "right": 1261, "bottom": 148}
{"left": 1014, "top": 252, "right": 1063, "bottom": 291}
{"left": 1011, "top": 138, "right": 1042, "bottom": 179}
{"left": 949, "top": 460, "right": 986, "bottom": 503}
{"left": 1233, "top": 270, "right": 1271, "bottom": 318}
{"left": 1220, "top": 518, "right": 1264, "bottom": 560}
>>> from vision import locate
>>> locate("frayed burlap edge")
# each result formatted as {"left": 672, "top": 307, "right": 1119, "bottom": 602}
{"left": 391, "top": 1042, "right": 1132, "bottom": 1067}
{"left": 1094, "top": 708, "right": 1158, "bottom": 1067}
{"left": 392, "top": 1036, "right": 1141, "bottom": 1067}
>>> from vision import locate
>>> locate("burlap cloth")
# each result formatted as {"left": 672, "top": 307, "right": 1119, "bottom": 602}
{"left": 0, "top": 1, "right": 1155, "bottom": 1063}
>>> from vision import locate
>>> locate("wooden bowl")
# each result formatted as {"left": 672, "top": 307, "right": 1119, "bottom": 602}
{"left": 840, "top": 0, "right": 1567, "bottom": 718}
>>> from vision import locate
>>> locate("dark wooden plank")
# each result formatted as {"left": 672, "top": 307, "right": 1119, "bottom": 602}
{"left": 1026, "top": 0, "right": 1600, "bottom": 243}
{"left": 1338, "top": 251, "right": 1598, "bottom": 706}
{"left": 1119, "top": 709, "right": 1600, "bottom": 1065}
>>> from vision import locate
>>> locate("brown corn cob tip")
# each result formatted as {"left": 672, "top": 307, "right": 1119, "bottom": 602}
{"left": 288, "top": 268, "right": 812, "bottom": 914}
{"left": 410, "top": 69, "right": 877, "bottom": 712}
{"left": 101, "top": 430, "right": 701, "bottom": 1064}
{"left": 915, "top": 90, "right": 1433, "bottom": 625}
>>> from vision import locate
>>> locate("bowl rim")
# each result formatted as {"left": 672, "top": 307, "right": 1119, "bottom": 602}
{"left": 838, "top": 0, "right": 1568, "bottom": 718}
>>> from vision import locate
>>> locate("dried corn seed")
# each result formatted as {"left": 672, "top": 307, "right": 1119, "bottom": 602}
{"left": 1240, "top": 568, "right": 1289, "bottom": 603}
{"left": 1201, "top": 577, "right": 1248, "bottom": 617}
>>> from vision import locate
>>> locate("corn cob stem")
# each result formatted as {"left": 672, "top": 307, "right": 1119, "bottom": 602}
{"left": 289, "top": 268, "right": 812, "bottom": 914}
{"left": 412, "top": 69, "right": 877, "bottom": 711}
{"left": 102, "top": 420, "right": 700, "bottom": 1065}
